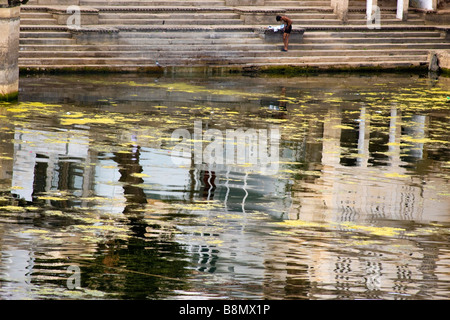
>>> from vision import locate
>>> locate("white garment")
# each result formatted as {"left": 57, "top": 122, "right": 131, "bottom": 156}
{"left": 267, "top": 24, "right": 285, "bottom": 32}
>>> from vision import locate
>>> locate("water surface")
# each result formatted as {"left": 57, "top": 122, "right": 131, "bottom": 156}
{"left": 0, "top": 72, "right": 449, "bottom": 300}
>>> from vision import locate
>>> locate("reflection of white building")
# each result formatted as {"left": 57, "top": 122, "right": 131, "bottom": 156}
{"left": 0, "top": 233, "right": 35, "bottom": 299}
{"left": 12, "top": 128, "right": 90, "bottom": 202}
{"left": 288, "top": 105, "right": 450, "bottom": 224}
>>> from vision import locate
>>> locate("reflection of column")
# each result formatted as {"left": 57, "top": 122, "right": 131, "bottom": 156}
{"left": 357, "top": 107, "right": 370, "bottom": 167}
{"left": 113, "top": 143, "right": 147, "bottom": 236}
{"left": 0, "top": 5, "right": 20, "bottom": 101}
{"left": 322, "top": 107, "right": 342, "bottom": 167}
{"left": 0, "top": 107, "right": 13, "bottom": 190}
{"left": 320, "top": 107, "right": 342, "bottom": 221}
{"left": 388, "top": 106, "right": 401, "bottom": 167}
{"left": 409, "top": 115, "right": 426, "bottom": 160}
{"left": 82, "top": 149, "right": 96, "bottom": 200}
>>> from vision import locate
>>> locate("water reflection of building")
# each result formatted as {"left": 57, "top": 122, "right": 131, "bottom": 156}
{"left": 263, "top": 104, "right": 449, "bottom": 299}
{"left": 288, "top": 105, "right": 449, "bottom": 224}
{"left": 0, "top": 83, "right": 448, "bottom": 299}
{"left": 11, "top": 128, "right": 91, "bottom": 202}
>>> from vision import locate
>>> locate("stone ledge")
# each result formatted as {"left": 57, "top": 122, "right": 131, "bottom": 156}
{"left": 259, "top": 27, "right": 305, "bottom": 43}
{"left": 0, "top": 4, "right": 19, "bottom": 18}
{"left": 45, "top": 6, "right": 99, "bottom": 13}
{"left": 97, "top": 6, "right": 235, "bottom": 12}
{"left": 69, "top": 26, "right": 119, "bottom": 33}
{"left": 46, "top": 6, "right": 99, "bottom": 25}
{"left": 68, "top": 26, "right": 120, "bottom": 45}
{"left": 116, "top": 25, "right": 257, "bottom": 32}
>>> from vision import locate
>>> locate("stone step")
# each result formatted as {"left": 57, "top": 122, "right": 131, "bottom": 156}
{"left": 346, "top": 19, "right": 426, "bottom": 25}
{"left": 18, "top": 60, "right": 430, "bottom": 70}
{"left": 18, "top": 48, "right": 432, "bottom": 59}
{"left": 20, "top": 12, "right": 55, "bottom": 19}
{"left": 98, "top": 18, "right": 244, "bottom": 25}
{"left": 19, "top": 38, "right": 76, "bottom": 45}
{"left": 223, "top": 55, "right": 429, "bottom": 64}
{"left": 79, "top": 0, "right": 227, "bottom": 6}
{"left": 265, "top": 1, "right": 332, "bottom": 6}
{"left": 18, "top": 39, "right": 450, "bottom": 51}
{"left": 98, "top": 13, "right": 241, "bottom": 20}
{"left": 302, "top": 36, "right": 445, "bottom": 44}
{"left": 244, "top": 60, "right": 429, "bottom": 69}
{"left": 115, "top": 37, "right": 263, "bottom": 45}
{"left": 296, "top": 42, "right": 450, "bottom": 50}
{"left": 18, "top": 54, "right": 428, "bottom": 68}
{"left": 304, "top": 31, "right": 443, "bottom": 38}
{"left": 20, "top": 18, "right": 58, "bottom": 25}
{"left": 20, "top": 31, "right": 73, "bottom": 39}
{"left": 278, "top": 13, "right": 338, "bottom": 19}
{"left": 117, "top": 31, "right": 260, "bottom": 39}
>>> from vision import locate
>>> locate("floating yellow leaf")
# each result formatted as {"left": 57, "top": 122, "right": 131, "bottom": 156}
{"left": 332, "top": 125, "right": 354, "bottom": 130}
{"left": 341, "top": 222, "right": 405, "bottom": 237}
{"left": 130, "top": 173, "right": 150, "bottom": 178}
{"left": 384, "top": 172, "right": 409, "bottom": 178}
{"left": 21, "top": 229, "right": 49, "bottom": 234}
{"left": 61, "top": 117, "right": 116, "bottom": 126}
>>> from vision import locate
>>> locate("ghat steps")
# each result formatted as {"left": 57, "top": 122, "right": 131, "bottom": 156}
{"left": 18, "top": 0, "right": 450, "bottom": 71}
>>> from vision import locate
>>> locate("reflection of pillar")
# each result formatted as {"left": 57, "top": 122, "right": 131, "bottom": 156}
{"left": 388, "top": 106, "right": 401, "bottom": 167}
{"left": 0, "top": 107, "right": 13, "bottom": 190}
{"left": 322, "top": 107, "right": 342, "bottom": 167}
{"left": 408, "top": 115, "right": 426, "bottom": 160}
{"left": 113, "top": 143, "right": 147, "bottom": 236}
{"left": 357, "top": 107, "right": 370, "bottom": 167}
{"left": 0, "top": 4, "right": 20, "bottom": 101}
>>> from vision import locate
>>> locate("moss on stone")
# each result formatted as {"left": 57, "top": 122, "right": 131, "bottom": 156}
{"left": 440, "top": 68, "right": 450, "bottom": 76}
{"left": 20, "top": 63, "right": 431, "bottom": 77}
{"left": 0, "top": 91, "right": 18, "bottom": 101}
{"left": 254, "top": 64, "right": 429, "bottom": 76}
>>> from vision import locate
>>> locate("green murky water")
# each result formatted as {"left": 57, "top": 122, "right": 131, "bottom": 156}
{"left": 0, "top": 73, "right": 449, "bottom": 300}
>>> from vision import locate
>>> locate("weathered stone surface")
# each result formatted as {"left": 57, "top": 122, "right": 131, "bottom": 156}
{"left": 16, "top": 1, "right": 450, "bottom": 72}
{"left": 69, "top": 26, "right": 119, "bottom": 44}
{"left": 226, "top": 0, "right": 265, "bottom": 5}
{"left": 424, "top": 9, "right": 450, "bottom": 24}
{"left": 429, "top": 49, "right": 450, "bottom": 71}
{"left": 48, "top": 6, "right": 99, "bottom": 26}
{"left": 0, "top": 6, "right": 20, "bottom": 100}
{"left": 259, "top": 27, "right": 305, "bottom": 43}
{"left": 331, "top": 0, "right": 349, "bottom": 22}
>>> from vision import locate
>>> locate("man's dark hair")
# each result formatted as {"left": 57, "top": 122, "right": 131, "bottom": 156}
{"left": 276, "top": 16, "right": 282, "bottom": 21}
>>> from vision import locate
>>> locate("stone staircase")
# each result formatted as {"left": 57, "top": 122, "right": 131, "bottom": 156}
{"left": 18, "top": 0, "right": 450, "bottom": 72}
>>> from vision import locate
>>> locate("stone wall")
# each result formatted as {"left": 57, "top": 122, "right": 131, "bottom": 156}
{"left": 429, "top": 49, "right": 450, "bottom": 73}
{"left": 0, "top": 5, "right": 20, "bottom": 101}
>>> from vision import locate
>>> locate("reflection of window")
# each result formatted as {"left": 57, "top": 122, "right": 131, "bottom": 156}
{"left": 339, "top": 124, "right": 359, "bottom": 167}
{"left": 368, "top": 123, "right": 390, "bottom": 166}
{"left": 401, "top": 115, "right": 426, "bottom": 163}
{"left": 32, "top": 154, "right": 48, "bottom": 197}
{"left": 55, "top": 159, "right": 85, "bottom": 192}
